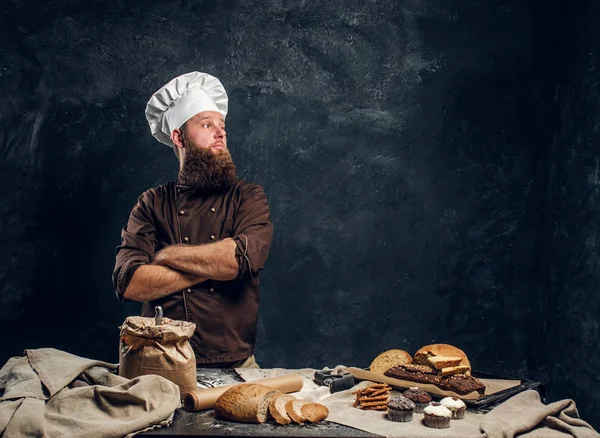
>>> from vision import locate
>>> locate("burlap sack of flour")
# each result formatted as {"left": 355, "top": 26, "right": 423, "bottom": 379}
{"left": 119, "top": 316, "right": 196, "bottom": 396}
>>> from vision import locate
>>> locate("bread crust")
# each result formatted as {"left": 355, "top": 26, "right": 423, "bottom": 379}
{"left": 414, "top": 344, "right": 471, "bottom": 375}
{"left": 215, "top": 383, "right": 279, "bottom": 423}
{"left": 369, "top": 349, "right": 413, "bottom": 374}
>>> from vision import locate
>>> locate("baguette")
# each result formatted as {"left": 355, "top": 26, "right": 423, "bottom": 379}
{"left": 215, "top": 383, "right": 280, "bottom": 423}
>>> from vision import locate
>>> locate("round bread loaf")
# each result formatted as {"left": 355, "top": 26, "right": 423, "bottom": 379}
{"left": 369, "top": 349, "right": 413, "bottom": 374}
{"left": 215, "top": 383, "right": 280, "bottom": 423}
{"left": 414, "top": 344, "right": 471, "bottom": 374}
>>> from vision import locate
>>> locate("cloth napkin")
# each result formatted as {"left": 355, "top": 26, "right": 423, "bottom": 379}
{"left": 480, "top": 389, "right": 599, "bottom": 438}
{"left": 0, "top": 348, "right": 181, "bottom": 438}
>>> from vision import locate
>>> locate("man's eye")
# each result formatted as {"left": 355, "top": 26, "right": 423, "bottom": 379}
{"left": 202, "top": 123, "right": 211, "bottom": 128}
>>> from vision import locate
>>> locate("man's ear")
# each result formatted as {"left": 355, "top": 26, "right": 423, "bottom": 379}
{"left": 171, "top": 129, "right": 185, "bottom": 150}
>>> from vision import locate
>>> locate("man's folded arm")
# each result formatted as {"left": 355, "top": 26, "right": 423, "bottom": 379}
{"left": 151, "top": 238, "right": 239, "bottom": 281}
{"left": 113, "top": 190, "right": 206, "bottom": 302}
{"left": 152, "top": 184, "right": 273, "bottom": 281}
{"left": 231, "top": 184, "right": 274, "bottom": 280}
{"left": 123, "top": 264, "right": 207, "bottom": 302}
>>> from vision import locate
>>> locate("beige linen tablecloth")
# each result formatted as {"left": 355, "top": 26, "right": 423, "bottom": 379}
{"left": 237, "top": 367, "right": 599, "bottom": 438}
{"left": 0, "top": 348, "right": 181, "bottom": 438}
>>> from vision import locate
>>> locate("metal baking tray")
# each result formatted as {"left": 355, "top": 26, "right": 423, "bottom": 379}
{"left": 462, "top": 370, "right": 544, "bottom": 412}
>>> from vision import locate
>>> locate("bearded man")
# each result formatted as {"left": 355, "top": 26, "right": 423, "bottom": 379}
{"left": 112, "top": 72, "right": 273, "bottom": 368}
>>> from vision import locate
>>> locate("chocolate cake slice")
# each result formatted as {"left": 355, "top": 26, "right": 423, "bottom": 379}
{"left": 447, "top": 374, "right": 486, "bottom": 395}
{"left": 384, "top": 365, "right": 486, "bottom": 396}
{"left": 384, "top": 365, "right": 448, "bottom": 389}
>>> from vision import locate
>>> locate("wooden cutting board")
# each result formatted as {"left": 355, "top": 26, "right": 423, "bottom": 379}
{"left": 346, "top": 367, "right": 521, "bottom": 401}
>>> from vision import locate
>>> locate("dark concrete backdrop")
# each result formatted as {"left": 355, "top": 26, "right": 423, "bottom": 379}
{"left": 1, "top": 0, "right": 598, "bottom": 429}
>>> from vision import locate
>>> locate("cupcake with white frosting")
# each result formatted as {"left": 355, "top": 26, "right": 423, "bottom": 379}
{"left": 422, "top": 402, "right": 452, "bottom": 429}
{"left": 440, "top": 396, "right": 466, "bottom": 419}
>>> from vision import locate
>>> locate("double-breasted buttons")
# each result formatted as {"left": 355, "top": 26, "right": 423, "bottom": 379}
{"left": 179, "top": 210, "right": 185, "bottom": 215}
{"left": 185, "top": 288, "right": 192, "bottom": 293}
{"left": 210, "top": 235, "right": 215, "bottom": 240}
{"left": 183, "top": 237, "right": 189, "bottom": 243}
{"left": 210, "top": 207, "right": 216, "bottom": 213}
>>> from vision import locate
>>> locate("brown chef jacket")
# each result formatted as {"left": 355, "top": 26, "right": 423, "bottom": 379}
{"left": 112, "top": 180, "right": 274, "bottom": 364}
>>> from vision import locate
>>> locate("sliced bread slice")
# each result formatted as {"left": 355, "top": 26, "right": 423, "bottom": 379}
{"left": 300, "top": 402, "right": 329, "bottom": 423}
{"left": 262, "top": 390, "right": 283, "bottom": 422}
{"left": 414, "top": 344, "right": 472, "bottom": 375}
{"left": 440, "top": 365, "right": 470, "bottom": 376}
{"left": 269, "top": 394, "right": 296, "bottom": 425}
{"left": 285, "top": 399, "right": 309, "bottom": 424}
{"left": 427, "top": 355, "right": 463, "bottom": 370}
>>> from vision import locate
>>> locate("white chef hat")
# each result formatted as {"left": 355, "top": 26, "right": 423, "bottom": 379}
{"left": 145, "top": 71, "right": 228, "bottom": 146}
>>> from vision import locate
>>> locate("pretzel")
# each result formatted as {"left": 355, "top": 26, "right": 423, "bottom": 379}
{"left": 366, "top": 383, "right": 390, "bottom": 389}
{"left": 353, "top": 383, "right": 392, "bottom": 409}
{"left": 360, "top": 400, "right": 389, "bottom": 407}
{"left": 362, "top": 405, "right": 387, "bottom": 411}
{"left": 358, "top": 395, "right": 389, "bottom": 402}
{"left": 370, "top": 388, "right": 392, "bottom": 397}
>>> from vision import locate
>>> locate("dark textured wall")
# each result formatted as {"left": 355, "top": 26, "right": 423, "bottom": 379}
{"left": 537, "top": 0, "right": 600, "bottom": 427}
{"left": 0, "top": 0, "right": 598, "bottom": 430}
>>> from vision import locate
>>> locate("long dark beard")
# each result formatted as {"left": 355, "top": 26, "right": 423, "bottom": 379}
{"left": 178, "top": 135, "right": 238, "bottom": 192}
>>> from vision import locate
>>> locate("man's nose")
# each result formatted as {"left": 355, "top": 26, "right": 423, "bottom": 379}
{"left": 215, "top": 126, "right": 226, "bottom": 138}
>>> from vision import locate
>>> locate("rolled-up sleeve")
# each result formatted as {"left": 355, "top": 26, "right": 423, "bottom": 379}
{"left": 232, "top": 184, "right": 274, "bottom": 280}
{"left": 112, "top": 191, "right": 157, "bottom": 301}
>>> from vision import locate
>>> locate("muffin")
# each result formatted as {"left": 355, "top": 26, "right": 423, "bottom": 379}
{"left": 386, "top": 396, "right": 416, "bottom": 422}
{"left": 422, "top": 402, "right": 452, "bottom": 429}
{"left": 440, "top": 397, "right": 466, "bottom": 419}
{"left": 402, "top": 387, "right": 432, "bottom": 413}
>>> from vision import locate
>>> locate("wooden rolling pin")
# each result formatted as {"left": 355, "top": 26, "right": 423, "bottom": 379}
{"left": 183, "top": 374, "right": 304, "bottom": 411}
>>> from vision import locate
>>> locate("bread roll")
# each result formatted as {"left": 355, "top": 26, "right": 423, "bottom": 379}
{"left": 301, "top": 403, "right": 329, "bottom": 423}
{"left": 414, "top": 344, "right": 471, "bottom": 375}
{"left": 269, "top": 393, "right": 296, "bottom": 425}
{"left": 215, "top": 383, "right": 280, "bottom": 423}
{"left": 369, "top": 349, "right": 413, "bottom": 374}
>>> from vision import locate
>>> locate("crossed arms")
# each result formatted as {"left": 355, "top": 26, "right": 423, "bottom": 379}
{"left": 123, "top": 238, "right": 239, "bottom": 301}
{"left": 113, "top": 183, "right": 273, "bottom": 303}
